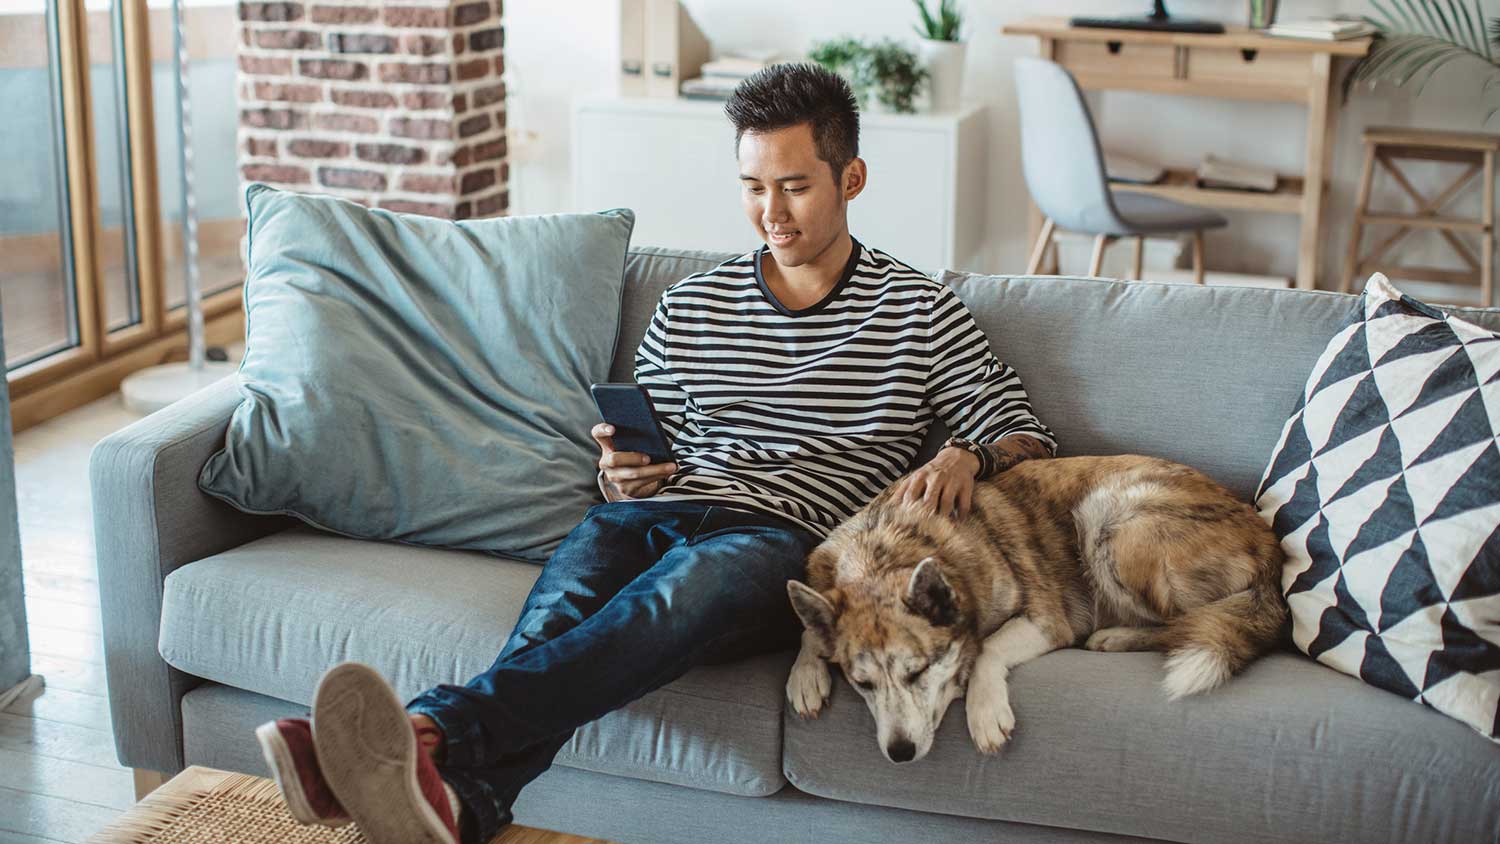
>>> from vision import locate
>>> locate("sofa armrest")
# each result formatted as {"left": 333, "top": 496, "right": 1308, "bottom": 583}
{"left": 90, "top": 378, "right": 291, "bottom": 773}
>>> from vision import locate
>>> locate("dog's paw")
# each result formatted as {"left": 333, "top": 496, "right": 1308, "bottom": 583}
{"left": 786, "top": 655, "right": 832, "bottom": 719}
{"left": 1085, "top": 626, "right": 1144, "bottom": 652}
{"left": 965, "top": 672, "right": 1016, "bottom": 754}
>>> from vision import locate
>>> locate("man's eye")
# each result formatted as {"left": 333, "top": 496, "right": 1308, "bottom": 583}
{"left": 785, "top": 187, "right": 806, "bottom": 194}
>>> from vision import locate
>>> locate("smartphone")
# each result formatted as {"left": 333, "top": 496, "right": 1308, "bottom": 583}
{"left": 590, "top": 383, "right": 676, "bottom": 464}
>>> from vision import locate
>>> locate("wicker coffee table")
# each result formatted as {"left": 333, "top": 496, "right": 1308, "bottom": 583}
{"left": 88, "top": 766, "right": 609, "bottom": 844}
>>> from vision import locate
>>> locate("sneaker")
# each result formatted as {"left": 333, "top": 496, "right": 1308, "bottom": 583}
{"left": 254, "top": 717, "right": 351, "bottom": 827}
{"left": 312, "top": 662, "right": 460, "bottom": 844}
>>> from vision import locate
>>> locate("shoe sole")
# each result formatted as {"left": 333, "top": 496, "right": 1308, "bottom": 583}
{"left": 254, "top": 721, "right": 349, "bottom": 828}
{"left": 313, "top": 663, "right": 454, "bottom": 844}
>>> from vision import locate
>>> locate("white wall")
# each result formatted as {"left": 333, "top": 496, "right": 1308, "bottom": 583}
{"left": 505, "top": 0, "right": 1491, "bottom": 291}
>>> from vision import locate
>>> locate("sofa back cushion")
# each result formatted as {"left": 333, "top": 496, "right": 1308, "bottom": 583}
{"left": 200, "top": 186, "right": 635, "bottom": 562}
{"left": 613, "top": 253, "right": 1500, "bottom": 500}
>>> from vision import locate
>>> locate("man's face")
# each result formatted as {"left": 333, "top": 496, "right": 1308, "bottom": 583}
{"left": 737, "top": 123, "right": 861, "bottom": 268}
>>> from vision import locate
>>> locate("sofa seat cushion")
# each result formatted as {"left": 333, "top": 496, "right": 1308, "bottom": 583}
{"left": 159, "top": 527, "right": 791, "bottom": 797}
{"left": 784, "top": 650, "right": 1500, "bottom": 844}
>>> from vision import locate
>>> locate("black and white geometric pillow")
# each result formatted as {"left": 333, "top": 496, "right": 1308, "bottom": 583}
{"left": 1256, "top": 273, "right": 1499, "bottom": 742}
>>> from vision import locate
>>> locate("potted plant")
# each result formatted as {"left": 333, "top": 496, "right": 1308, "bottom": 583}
{"left": 810, "top": 37, "right": 929, "bottom": 114}
{"left": 913, "top": 0, "right": 964, "bottom": 111}
{"left": 1345, "top": 0, "right": 1500, "bottom": 122}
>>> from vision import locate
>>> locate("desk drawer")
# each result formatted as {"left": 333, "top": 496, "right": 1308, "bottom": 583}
{"left": 1055, "top": 40, "right": 1176, "bottom": 81}
{"left": 1186, "top": 47, "right": 1313, "bottom": 88}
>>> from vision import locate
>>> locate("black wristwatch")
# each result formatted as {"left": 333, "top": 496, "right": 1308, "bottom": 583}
{"left": 943, "top": 436, "right": 994, "bottom": 480}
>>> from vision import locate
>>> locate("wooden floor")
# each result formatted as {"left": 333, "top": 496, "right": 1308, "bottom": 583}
{"left": 1, "top": 392, "right": 602, "bottom": 843}
{"left": 2, "top": 395, "right": 139, "bottom": 843}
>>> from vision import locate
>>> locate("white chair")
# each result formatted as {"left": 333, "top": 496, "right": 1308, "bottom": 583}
{"left": 1014, "top": 57, "right": 1227, "bottom": 281}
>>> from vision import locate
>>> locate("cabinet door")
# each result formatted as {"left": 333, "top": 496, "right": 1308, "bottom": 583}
{"left": 574, "top": 108, "right": 749, "bottom": 253}
{"left": 847, "top": 125, "right": 949, "bottom": 273}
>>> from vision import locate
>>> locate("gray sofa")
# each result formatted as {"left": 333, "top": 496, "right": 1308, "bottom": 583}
{"left": 93, "top": 247, "right": 1500, "bottom": 844}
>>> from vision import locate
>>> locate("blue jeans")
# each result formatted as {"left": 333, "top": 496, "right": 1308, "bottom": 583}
{"left": 404, "top": 499, "right": 820, "bottom": 843}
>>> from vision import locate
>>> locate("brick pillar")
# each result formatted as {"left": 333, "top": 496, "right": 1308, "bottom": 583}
{"left": 236, "top": 0, "right": 509, "bottom": 220}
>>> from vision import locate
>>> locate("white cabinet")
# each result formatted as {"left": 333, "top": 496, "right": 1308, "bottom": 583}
{"left": 572, "top": 96, "right": 988, "bottom": 274}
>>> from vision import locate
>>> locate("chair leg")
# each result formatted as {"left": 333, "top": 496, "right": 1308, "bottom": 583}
{"left": 1192, "top": 231, "right": 1206, "bottom": 284}
{"left": 1131, "top": 236, "right": 1144, "bottom": 281}
{"left": 1088, "top": 234, "right": 1113, "bottom": 277}
{"left": 1484, "top": 149, "right": 1495, "bottom": 307}
{"left": 135, "top": 768, "right": 169, "bottom": 801}
{"left": 1026, "top": 217, "right": 1056, "bottom": 275}
{"left": 1343, "top": 140, "right": 1377, "bottom": 294}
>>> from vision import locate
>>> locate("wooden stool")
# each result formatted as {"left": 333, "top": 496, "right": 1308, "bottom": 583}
{"left": 1342, "top": 127, "right": 1498, "bottom": 305}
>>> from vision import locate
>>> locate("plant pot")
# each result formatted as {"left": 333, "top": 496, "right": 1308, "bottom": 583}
{"left": 918, "top": 38, "right": 965, "bottom": 112}
{"left": 1247, "top": 0, "right": 1279, "bottom": 29}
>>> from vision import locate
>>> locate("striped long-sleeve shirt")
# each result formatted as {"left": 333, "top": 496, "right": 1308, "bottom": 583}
{"left": 633, "top": 239, "right": 1056, "bottom": 538}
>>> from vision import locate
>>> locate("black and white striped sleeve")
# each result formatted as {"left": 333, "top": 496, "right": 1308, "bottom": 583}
{"left": 926, "top": 285, "right": 1057, "bottom": 453}
{"left": 633, "top": 294, "right": 689, "bottom": 443}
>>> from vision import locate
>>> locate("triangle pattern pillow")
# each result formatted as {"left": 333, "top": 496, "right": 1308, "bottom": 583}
{"left": 1256, "top": 274, "right": 1499, "bottom": 742}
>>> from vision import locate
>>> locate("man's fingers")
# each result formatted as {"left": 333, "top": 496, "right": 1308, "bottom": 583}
{"left": 957, "top": 485, "right": 973, "bottom": 520}
{"left": 591, "top": 424, "right": 616, "bottom": 452}
{"left": 599, "top": 450, "right": 653, "bottom": 470}
{"left": 923, "top": 480, "right": 944, "bottom": 515}
{"left": 606, "top": 461, "right": 678, "bottom": 482}
{"left": 937, "top": 484, "right": 957, "bottom": 519}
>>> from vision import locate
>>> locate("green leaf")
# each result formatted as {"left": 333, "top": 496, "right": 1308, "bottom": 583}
{"left": 913, "top": 0, "right": 938, "bottom": 39}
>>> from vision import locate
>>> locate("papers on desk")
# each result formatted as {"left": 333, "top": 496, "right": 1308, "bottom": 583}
{"left": 1196, "top": 155, "right": 1278, "bottom": 192}
{"left": 1265, "top": 17, "right": 1377, "bottom": 41}
{"left": 1104, "top": 151, "right": 1166, "bottom": 184}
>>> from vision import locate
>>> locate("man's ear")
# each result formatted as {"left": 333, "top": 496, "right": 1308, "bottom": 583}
{"left": 787, "top": 581, "right": 840, "bottom": 652}
{"left": 842, "top": 157, "right": 867, "bottom": 202}
{"left": 904, "top": 556, "right": 958, "bottom": 627}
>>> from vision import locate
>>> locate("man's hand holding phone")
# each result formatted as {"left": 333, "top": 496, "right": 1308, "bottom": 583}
{"left": 592, "top": 423, "right": 678, "bottom": 500}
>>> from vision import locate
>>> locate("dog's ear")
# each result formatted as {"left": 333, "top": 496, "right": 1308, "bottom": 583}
{"left": 904, "top": 556, "right": 959, "bottom": 627}
{"left": 787, "top": 581, "right": 840, "bottom": 649}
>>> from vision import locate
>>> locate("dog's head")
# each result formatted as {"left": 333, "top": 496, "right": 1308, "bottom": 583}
{"left": 788, "top": 556, "right": 978, "bottom": 764}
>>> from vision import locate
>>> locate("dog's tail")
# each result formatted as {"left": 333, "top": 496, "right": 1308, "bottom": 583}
{"left": 1160, "top": 578, "right": 1286, "bottom": 700}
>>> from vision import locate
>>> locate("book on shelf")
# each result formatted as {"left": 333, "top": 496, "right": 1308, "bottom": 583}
{"left": 679, "top": 75, "right": 743, "bottom": 100}
{"left": 701, "top": 51, "right": 781, "bottom": 79}
{"left": 1196, "top": 155, "right": 1278, "bottom": 192}
{"left": 1104, "top": 151, "right": 1165, "bottom": 185}
{"left": 1264, "top": 17, "right": 1376, "bottom": 41}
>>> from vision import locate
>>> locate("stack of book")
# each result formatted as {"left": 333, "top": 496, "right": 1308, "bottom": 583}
{"left": 1264, "top": 17, "right": 1376, "bottom": 41}
{"left": 680, "top": 52, "right": 781, "bottom": 100}
{"left": 1196, "top": 155, "right": 1278, "bottom": 192}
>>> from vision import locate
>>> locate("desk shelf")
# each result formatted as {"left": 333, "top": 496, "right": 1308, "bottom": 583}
{"left": 1112, "top": 168, "right": 1305, "bottom": 214}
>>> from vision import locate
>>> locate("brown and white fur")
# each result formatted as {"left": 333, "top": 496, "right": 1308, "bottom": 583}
{"left": 786, "top": 455, "right": 1287, "bottom": 763}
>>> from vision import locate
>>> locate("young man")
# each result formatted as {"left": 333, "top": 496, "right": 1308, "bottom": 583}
{"left": 255, "top": 64, "right": 1055, "bottom": 844}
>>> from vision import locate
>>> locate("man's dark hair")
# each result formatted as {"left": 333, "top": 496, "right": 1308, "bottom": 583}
{"left": 725, "top": 63, "right": 860, "bottom": 183}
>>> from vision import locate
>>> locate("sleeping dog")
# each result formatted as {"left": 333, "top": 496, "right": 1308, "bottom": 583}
{"left": 785, "top": 455, "right": 1287, "bottom": 763}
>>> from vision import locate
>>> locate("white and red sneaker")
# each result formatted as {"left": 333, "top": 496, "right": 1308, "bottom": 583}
{"left": 254, "top": 717, "right": 351, "bottom": 827}
{"left": 312, "top": 663, "right": 461, "bottom": 844}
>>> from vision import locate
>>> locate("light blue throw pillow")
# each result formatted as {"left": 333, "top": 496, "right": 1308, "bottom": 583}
{"left": 199, "top": 185, "right": 634, "bottom": 562}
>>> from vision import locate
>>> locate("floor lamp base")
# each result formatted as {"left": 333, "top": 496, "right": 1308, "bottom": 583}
{"left": 121, "top": 362, "right": 238, "bottom": 415}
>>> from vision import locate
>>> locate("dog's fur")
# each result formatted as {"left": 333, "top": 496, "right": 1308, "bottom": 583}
{"left": 786, "top": 455, "right": 1287, "bottom": 763}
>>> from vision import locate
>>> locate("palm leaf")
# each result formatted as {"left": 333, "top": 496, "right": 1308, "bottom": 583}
{"left": 1345, "top": 1, "right": 1500, "bottom": 122}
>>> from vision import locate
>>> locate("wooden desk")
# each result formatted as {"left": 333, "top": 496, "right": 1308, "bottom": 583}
{"left": 1003, "top": 16, "right": 1371, "bottom": 289}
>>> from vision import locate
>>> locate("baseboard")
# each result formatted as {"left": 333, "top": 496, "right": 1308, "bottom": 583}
{"left": 0, "top": 673, "right": 44, "bottom": 710}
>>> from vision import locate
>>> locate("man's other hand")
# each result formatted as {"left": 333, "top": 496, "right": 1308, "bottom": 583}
{"left": 896, "top": 446, "right": 980, "bottom": 520}
{"left": 592, "top": 423, "right": 678, "bottom": 500}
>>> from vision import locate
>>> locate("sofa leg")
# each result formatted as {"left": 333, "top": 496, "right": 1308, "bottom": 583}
{"left": 134, "top": 768, "right": 169, "bottom": 801}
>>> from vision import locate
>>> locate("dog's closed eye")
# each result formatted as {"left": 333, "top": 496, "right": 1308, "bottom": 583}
{"left": 905, "top": 666, "right": 928, "bottom": 684}
{"left": 853, "top": 678, "right": 875, "bottom": 691}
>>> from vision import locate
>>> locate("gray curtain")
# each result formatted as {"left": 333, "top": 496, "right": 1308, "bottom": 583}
{"left": 0, "top": 311, "right": 29, "bottom": 696}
